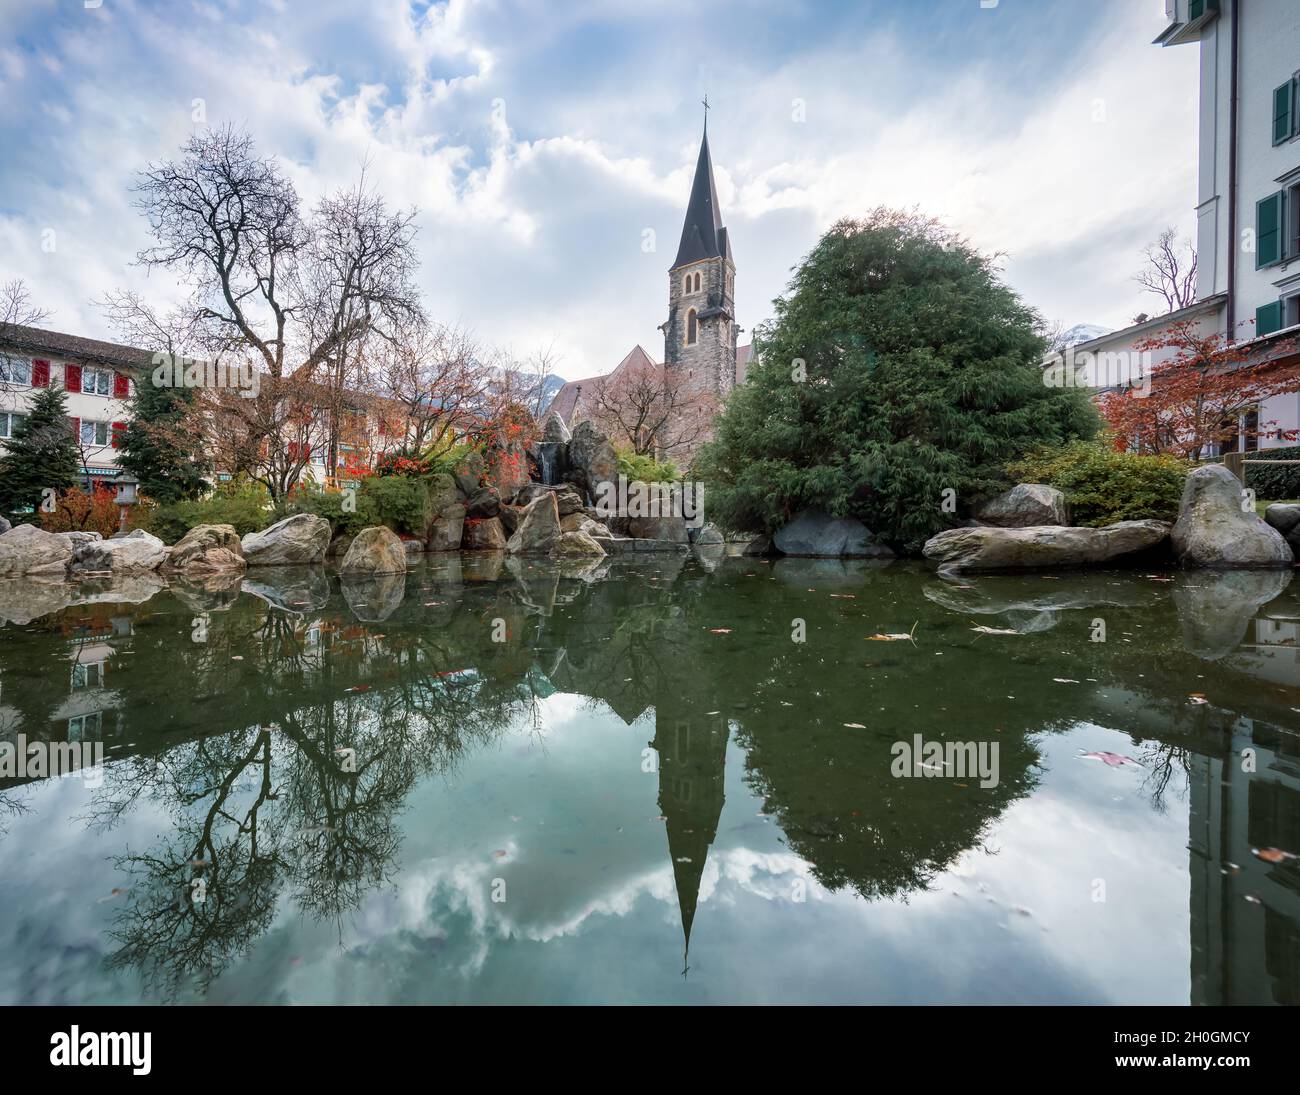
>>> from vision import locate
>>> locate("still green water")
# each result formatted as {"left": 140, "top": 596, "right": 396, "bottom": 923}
{"left": 0, "top": 551, "right": 1297, "bottom": 1005}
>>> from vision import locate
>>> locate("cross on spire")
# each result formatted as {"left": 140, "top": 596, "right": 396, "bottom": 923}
{"left": 701, "top": 93, "right": 709, "bottom": 132}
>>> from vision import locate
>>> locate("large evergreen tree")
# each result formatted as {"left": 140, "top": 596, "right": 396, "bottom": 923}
{"left": 0, "top": 385, "right": 80, "bottom": 522}
{"left": 697, "top": 210, "right": 1098, "bottom": 552}
{"left": 117, "top": 380, "right": 210, "bottom": 503}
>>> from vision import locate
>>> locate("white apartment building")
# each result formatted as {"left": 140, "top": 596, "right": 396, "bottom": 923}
{"left": 1069, "top": 0, "right": 1300, "bottom": 453}
{"left": 0, "top": 325, "right": 144, "bottom": 485}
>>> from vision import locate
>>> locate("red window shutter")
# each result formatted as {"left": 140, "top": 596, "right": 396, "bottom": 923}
{"left": 69, "top": 416, "right": 80, "bottom": 439}
{"left": 31, "top": 360, "right": 50, "bottom": 387}
{"left": 111, "top": 422, "right": 126, "bottom": 449}
{"left": 64, "top": 363, "right": 82, "bottom": 391}
{"left": 113, "top": 373, "right": 130, "bottom": 399}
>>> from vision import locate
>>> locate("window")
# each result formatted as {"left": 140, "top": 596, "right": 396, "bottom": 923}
{"left": 684, "top": 273, "right": 692, "bottom": 293}
{"left": 0, "top": 356, "right": 31, "bottom": 385}
{"left": 0, "top": 411, "right": 25, "bottom": 438}
{"left": 1274, "top": 80, "right": 1295, "bottom": 146}
{"left": 1257, "top": 191, "right": 1285, "bottom": 267}
{"left": 1256, "top": 299, "right": 1284, "bottom": 337}
{"left": 67, "top": 712, "right": 102, "bottom": 741}
{"left": 694, "top": 272, "right": 701, "bottom": 292}
{"left": 71, "top": 661, "right": 105, "bottom": 690}
{"left": 686, "top": 309, "right": 698, "bottom": 345}
{"left": 80, "top": 420, "right": 109, "bottom": 446}
{"left": 82, "top": 366, "right": 112, "bottom": 396}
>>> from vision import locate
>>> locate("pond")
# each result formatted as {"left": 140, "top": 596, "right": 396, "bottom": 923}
{"left": 0, "top": 552, "right": 1297, "bottom": 1004}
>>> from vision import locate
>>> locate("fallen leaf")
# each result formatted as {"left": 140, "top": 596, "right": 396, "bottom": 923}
{"left": 1079, "top": 750, "right": 1143, "bottom": 768}
{"left": 1188, "top": 693, "right": 1208, "bottom": 704}
{"left": 843, "top": 722, "right": 866, "bottom": 729}
{"left": 708, "top": 628, "right": 733, "bottom": 634}
{"left": 492, "top": 850, "right": 508, "bottom": 859}
{"left": 971, "top": 624, "right": 1020, "bottom": 635}
{"left": 1053, "top": 678, "right": 1080, "bottom": 684}
{"left": 1252, "top": 847, "right": 1298, "bottom": 864}
{"left": 344, "top": 685, "right": 371, "bottom": 693}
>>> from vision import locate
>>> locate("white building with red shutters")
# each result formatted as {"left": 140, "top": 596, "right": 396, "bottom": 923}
{"left": 0, "top": 324, "right": 143, "bottom": 487}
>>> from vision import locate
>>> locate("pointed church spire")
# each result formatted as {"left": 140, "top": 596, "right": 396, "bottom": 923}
{"left": 672, "top": 123, "right": 731, "bottom": 270}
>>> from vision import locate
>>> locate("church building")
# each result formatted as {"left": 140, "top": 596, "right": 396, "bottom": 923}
{"left": 546, "top": 124, "right": 751, "bottom": 465}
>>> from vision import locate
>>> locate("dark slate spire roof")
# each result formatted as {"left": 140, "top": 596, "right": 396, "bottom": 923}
{"left": 672, "top": 129, "right": 731, "bottom": 270}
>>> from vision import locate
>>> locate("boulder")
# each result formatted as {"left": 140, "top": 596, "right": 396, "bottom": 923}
{"left": 463, "top": 516, "right": 507, "bottom": 551}
{"left": 402, "top": 538, "right": 425, "bottom": 560}
{"left": 241, "top": 514, "right": 331, "bottom": 566}
{"left": 465, "top": 486, "right": 502, "bottom": 518}
{"left": 1265, "top": 502, "right": 1300, "bottom": 554}
{"left": 426, "top": 473, "right": 462, "bottom": 514}
{"left": 696, "top": 523, "right": 725, "bottom": 546}
{"left": 340, "top": 525, "right": 408, "bottom": 576}
{"left": 773, "top": 507, "right": 893, "bottom": 558}
{"left": 498, "top": 504, "right": 524, "bottom": 534}
{"left": 327, "top": 533, "right": 354, "bottom": 558}
{"left": 0, "top": 523, "right": 75, "bottom": 578}
{"left": 57, "top": 531, "right": 104, "bottom": 553}
{"left": 452, "top": 451, "right": 486, "bottom": 496}
{"left": 743, "top": 534, "right": 775, "bottom": 557}
{"left": 627, "top": 513, "right": 690, "bottom": 544}
{"left": 975, "top": 484, "right": 1070, "bottom": 528}
{"left": 165, "top": 523, "right": 246, "bottom": 574}
{"left": 539, "top": 411, "right": 571, "bottom": 444}
{"left": 0, "top": 516, "right": 10, "bottom": 535}
{"left": 922, "top": 521, "right": 1171, "bottom": 572}
{"left": 72, "top": 529, "right": 170, "bottom": 575}
{"left": 1173, "top": 569, "right": 1292, "bottom": 660}
{"left": 487, "top": 435, "right": 531, "bottom": 499}
{"left": 506, "top": 493, "right": 561, "bottom": 555}
{"left": 568, "top": 420, "right": 617, "bottom": 494}
{"left": 1171, "top": 464, "right": 1292, "bottom": 568}
{"left": 561, "top": 512, "right": 611, "bottom": 538}
{"left": 427, "top": 503, "right": 466, "bottom": 552}
{"left": 553, "top": 530, "right": 606, "bottom": 557}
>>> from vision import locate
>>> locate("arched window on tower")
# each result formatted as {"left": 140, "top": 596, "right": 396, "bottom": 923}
{"left": 693, "top": 272, "right": 701, "bottom": 292}
{"left": 684, "top": 273, "right": 692, "bottom": 293}
{"left": 686, "top": 309, "right": 698, "bottom": 345}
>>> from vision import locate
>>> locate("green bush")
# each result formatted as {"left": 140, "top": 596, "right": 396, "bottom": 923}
{"left": 358, "top": 474, "right": 432, "bottom": 535}
{"left": 288, "top": 483, "right": 379, "bottom": 538}
{"left": 134, "top": 479, "right": 275, "bottom": 542}
{"left": 1007, "top": 439, "right": 1188, "bottom": 526}
{"left": 1243, "top": 444, "right": 1300, "bottom": 500}
{"left": 616, "top": 450, "right": 679, "bottom": 483}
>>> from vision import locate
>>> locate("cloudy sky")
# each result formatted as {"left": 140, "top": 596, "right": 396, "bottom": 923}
{"left": 0, "top": 0, "right": 1197, "bottom": 383}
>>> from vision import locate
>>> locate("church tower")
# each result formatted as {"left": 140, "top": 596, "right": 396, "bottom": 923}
{"left": 663, "top": 123, "right": 738, "bottom": 409}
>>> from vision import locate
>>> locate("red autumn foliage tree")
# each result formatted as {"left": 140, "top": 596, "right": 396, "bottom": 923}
{"left": 38, "top": 485, "right": 122, "bottom": 539}
{"left": 1099, "top": 320, "right": 1300, "bottom": 459}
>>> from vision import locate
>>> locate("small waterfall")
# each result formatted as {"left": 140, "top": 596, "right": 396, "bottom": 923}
{"left": 536, "top": 442, "right": 560, "bottom": 485}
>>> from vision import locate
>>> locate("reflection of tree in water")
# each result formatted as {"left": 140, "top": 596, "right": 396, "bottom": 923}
{"left": 80, "top": 587, "right": 528, "bottom": 1000}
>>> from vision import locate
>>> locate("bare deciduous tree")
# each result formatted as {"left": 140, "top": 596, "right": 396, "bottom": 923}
{"left": 1134, "top": 228, "right": 1197, "bottom": 314}
{"left": 586, "top": 360, "right": 715, "bottom": 461}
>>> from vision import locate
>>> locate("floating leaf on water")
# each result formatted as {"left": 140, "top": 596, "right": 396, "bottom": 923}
{"left": 971, "top": 624, "right": 1019, "bottom": 635}
{"left": 96, "top": 887, "right": 128, "bottom": 903}
{"left": 1252, "top": 847, "right": 1298, "bottom": 864}
{"left": 1079, "top": 750, "right": 1142, "bottom": 768}
{"left": 344, "top": 685, "right": 371, "bottom": 693}
{"left": 1188, "top": 693, "right": 1208, "bottom": 705}
{"left": 867, "top": 622, "right": 918, "bottom": 643}
{"left": 492, "top": 850, "right": 508, "bottom": 859}
{"left": 829, "top": 594, "right": 856, "bottom": 599}
{"left": 1053, "top": 678, "right": 1080, "bottom": 684}
{"left": 1244, "top": 894, "right": 1263, "bottom": 905}
{"left": 843, "top": 722, "right": 866, "bottom": 729}
{"left": 708, "top": 628, "right": 733, "bottom": 634}
{"left": 230, "top": 655, "right": 243, "bottom": 661}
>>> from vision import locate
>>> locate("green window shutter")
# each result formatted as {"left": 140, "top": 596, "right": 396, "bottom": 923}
{"left": 1257, "top": 191, "right": 1284, "bottom": 266}
{"left": 1256, "top": 300, "right": 1284, "bottom": 337}
{"left": 1274, "top": 81, "right": 1294, "bottom": 145}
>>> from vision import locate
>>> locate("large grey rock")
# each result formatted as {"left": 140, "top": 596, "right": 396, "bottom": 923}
{"left": 241, "top": 514, "right": 330, "bottom": 566}
{"left": 540, "top": 411, "right": 571, "bottom": 444}
{"left": 0, "top": 516, "right": 10, "bottom": 535}
{"left": 922, "top": 521, "right": 1171, "bottom": 572}
{"left": 506, "top": 493, "right": 561, "bottom": 555}
{"left": 553, "top": 530, "right": 607, "bottom": 557}
{"left": 0, "top": 523, "right": 75, "bottom": 578}
{"left": 426, "top": 473, "right": 462, "bottom": 514}
{"left": 427, "top": 503, "right": 466, "bottom": 552}
{"left": 340, "top": 526, "right": 408, "bottom": 576}
{"left": 561, "top": 512, "right": 611, "bottom": 539}
{"left": 1265, "top": 503, "right": 1300, "bottom": 555}
{"left": 464, "top": 486, "right": 502, "bottom": 518}
{"left": 1172, "top": 464, "right": 1292, "bottom": 568}
{"left": 975, "top": 484, "right": 1070, "bottom": 528}
{"left": 773, "top": 507, "right": 893, "bottom": 558}
{"left": 463, "top": 516, "right": 507, "bottom": 551}
{"left": 695, "top": 523, "right": 725, "bottom": 545}
{"left": 452, "top": 451, "right": 486, "bottom": 496}
{"left": 72, "top": 529, "right": 169, "bottom": 575}
{"left": 165, "top": 523, "right": 245, "bottom": 574}
{"left": 57, "top": 531, "right": 103, "bottom": 552}
{"left": 627, "top": 512, "right": 689, "bottom": 544}
{"left": 341, "top": 572, "right": 406, "bottom": 623}
{"left": 241, "top": 512, "right": 330, "bottom": 564}
{"left": 568, "top": 420, "right": 617, "bottom": 494}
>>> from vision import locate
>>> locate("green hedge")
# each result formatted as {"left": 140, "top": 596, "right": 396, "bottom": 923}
{"left": 1243, "top": 444, "right": 1300, "bottom": 500}
{"left": 1007, "top": 440, "right": 1188, "bottom": 526}
{"left": 289, "top": 476, "right": 431, "bottom": 537}
{"left": 616, "top": 450, "right": 679, "bottom": 484}
{"left": 133, "top": 480, "right": 274, "bottom": 541}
